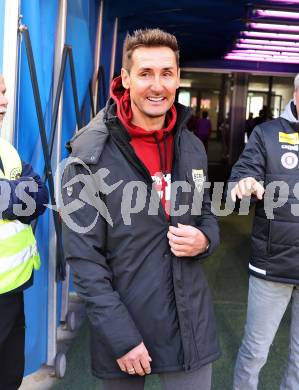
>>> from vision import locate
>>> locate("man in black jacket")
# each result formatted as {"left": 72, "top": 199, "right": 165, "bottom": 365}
{"left": 230, "top": 73, "right": 299, "bottom": 390}
{"left": 62, "top": 29, "right": 220, "bottom": 390}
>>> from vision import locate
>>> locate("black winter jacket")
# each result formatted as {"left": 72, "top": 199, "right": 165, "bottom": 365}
{"left": 62, "top": 101, "right": 220, "bottom": 379}
{"left": 230, "top": 101, "right": 299, "bottom": 284}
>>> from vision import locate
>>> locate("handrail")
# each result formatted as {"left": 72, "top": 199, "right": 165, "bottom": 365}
{"left": 97, "top": 64, "right": 107, "bottom": 112}
{"left": 19, "top": 24, "right": 66, "bottom": 281}
{"left": 49, "top": 45, "right": 81, "bottom": 159}
{"left": 18, "top": 24, "right": 104, "bottom": 280}
{"left": 89, "top": 80, "right": 96, "bottom": 118}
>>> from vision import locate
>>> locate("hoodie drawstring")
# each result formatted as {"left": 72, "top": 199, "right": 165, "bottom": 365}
{"left": 153, "top": 132, "right": 168, "bottom": 176}
{"left": 163, "top": 132, "right": 167, "bottom": 175}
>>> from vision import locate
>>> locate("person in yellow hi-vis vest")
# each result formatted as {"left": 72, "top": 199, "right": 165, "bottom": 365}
{"left": 0, "top": 74, "right": 49, "bottom": 390}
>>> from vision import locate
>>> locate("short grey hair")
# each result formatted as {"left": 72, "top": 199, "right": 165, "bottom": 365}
{"left": 294, "top": 73, "right": 299, "bottom": 91}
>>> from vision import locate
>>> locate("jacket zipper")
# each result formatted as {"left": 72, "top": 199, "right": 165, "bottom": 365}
{"left": 108, "top": 117, "right": 171, "bottom": 225}
{"left": 267, "top": 220, "right": 272, "bottom": 254}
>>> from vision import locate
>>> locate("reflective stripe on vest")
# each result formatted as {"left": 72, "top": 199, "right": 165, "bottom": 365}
{"left": 0, "top": 220, "right": 40, "bottom": 294}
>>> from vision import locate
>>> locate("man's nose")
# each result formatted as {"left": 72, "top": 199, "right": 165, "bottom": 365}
{"left": 151, "top": 77, "right": 164, "bottom": 93}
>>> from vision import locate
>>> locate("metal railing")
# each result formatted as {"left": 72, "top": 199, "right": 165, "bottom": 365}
{"left": 19, "top": 23, "right": 103, "bottom": 281}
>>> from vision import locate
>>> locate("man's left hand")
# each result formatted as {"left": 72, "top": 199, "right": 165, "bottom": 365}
{"left": 167, "top": 223, "right": 209, "bottom": 257}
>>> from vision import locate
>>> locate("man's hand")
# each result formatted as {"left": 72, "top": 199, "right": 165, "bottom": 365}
{"left": 167, "top": 223, "right": 209, "bottom": 257}
{"left": 231, "top": 177, "right": 264, "bottom": 202}
{"left": 116, "top": 342, "right": 152, "bottom": 376}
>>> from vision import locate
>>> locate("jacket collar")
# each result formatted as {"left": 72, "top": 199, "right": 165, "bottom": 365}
{"left": 66, "top": 100, "right": 192, "bottom": 165}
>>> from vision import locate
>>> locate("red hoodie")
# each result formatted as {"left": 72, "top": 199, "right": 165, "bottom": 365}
{"left": 110, "top": 76, "right": 177, "bottom": 217}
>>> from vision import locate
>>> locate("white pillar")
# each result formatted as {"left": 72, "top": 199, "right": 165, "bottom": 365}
{"left": 47, "top": 0, "right": 68, "bottom": 367}
{"left": 109, "top": 17, "right": 118, "bottom": 85}
{"left": 92, "top": 0, "right": 104, "bottom": 111}
{"left": 229, "top": 73, "right": 248, "bottom": 165}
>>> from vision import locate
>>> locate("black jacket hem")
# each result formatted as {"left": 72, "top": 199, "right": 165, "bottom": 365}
{"left": 249, "top": 269, "right": 299, "bottom": 286}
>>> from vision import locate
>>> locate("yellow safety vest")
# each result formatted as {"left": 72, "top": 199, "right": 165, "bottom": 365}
{"left": 0, "top": 219, "right": 40, "bottom": 294}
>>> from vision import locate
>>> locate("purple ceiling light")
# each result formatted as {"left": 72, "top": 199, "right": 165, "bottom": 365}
{"left": 239, "top": 38, "right": 299, "bottom": 47}
{"left": 243, "top": 30, "right": 299, "bottom": 40}
{"left": 225, "top": 54, "right": 299, "bottom": 63}
{"left": 225, "top": 5, "right": 299, "bottom": 64}
{"left": 270, "top": 0, "right": 299, "bottom": 3}
{"left": 232, "top": 50, "right": 275, "bottom": 55}
{"left": 228, "top": 51, "right": 299, "bottom": 59}
{"left": 249, "top": 22, "right": 299, "bottom": 32}
{"left": 255, "top": 9, "right": 299, "bottom": 19}
{"left": 225, "top": 54, "right": 265, "bottom": 61}
{"left": 226, "top": 56, "right": 299, "bottom": 63}
{"left": 237, "top": 42, "right": 299, "bottom": 52}
{"left": 232, "top": 49, "right": 299, "bottom": 56}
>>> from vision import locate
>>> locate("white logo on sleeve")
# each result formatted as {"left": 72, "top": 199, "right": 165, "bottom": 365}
{"left": 281, "top": 152, "right": 298, "bottom": 169}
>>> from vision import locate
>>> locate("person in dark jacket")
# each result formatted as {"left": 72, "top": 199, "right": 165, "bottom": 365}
{"left": 0, "top": 74, "right": 49, "bottom": 390}
{"left": 194, "top": 111, "right": 212, "bottom": 151}
{"left": 62, "top": 29, "right": 220, "bottom": 390}
{"left": 230, "top": 73, "right": 299, "bottom": 390}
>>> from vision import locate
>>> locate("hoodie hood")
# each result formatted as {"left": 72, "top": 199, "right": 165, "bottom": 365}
{"left": 65, "top": 78, "right": 192, "bottom": 169}
{"left": 110, "top": 76, "right": 178, "bottom": 217}
{"left": 280, "top": 100, "right": 299, "bottom": 123}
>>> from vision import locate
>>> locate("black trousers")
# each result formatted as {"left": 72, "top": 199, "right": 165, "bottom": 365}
{"left": 102, "top": 364, "right": 212, "bottom": 390}
{"left": 0, "top": 292, "right": 25, "bottom": 390}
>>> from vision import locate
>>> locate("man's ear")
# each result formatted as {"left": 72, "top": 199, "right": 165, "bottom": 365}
{"left": 121, "top": 68, "right": 130, "bottom": 89}
{"left": 294, "top": 90, "right": 297, "bottom": 106}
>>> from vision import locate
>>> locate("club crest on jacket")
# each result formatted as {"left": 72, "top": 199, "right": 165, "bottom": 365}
{"left": 192, "top": 169, "right": 205, "bottom": 192}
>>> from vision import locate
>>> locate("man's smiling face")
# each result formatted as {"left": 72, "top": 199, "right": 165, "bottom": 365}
{"left": 121, "top": 46, "right": 180, "bottom": 128}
